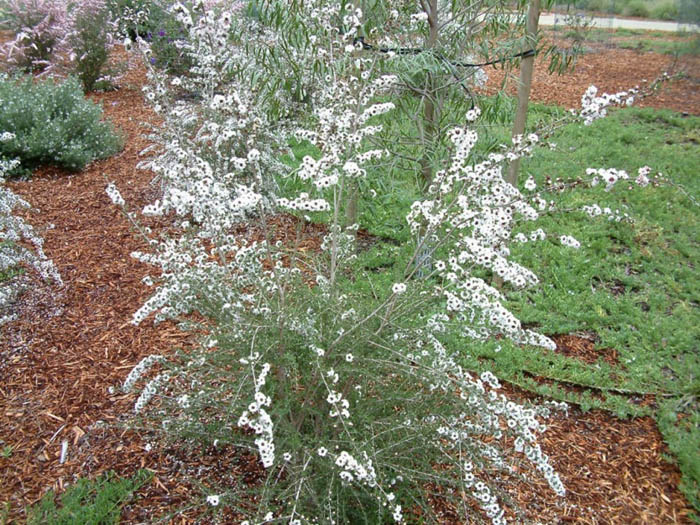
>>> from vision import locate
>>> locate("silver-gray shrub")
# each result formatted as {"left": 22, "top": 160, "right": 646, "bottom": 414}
{"left": 110, "top": 3, "right": 578, "bottom": 523}
{"left": 0, "top": 74, "right": 123, "bottom": 175}
{"left": 134, "top": 2, "right": 283, "bottom": 238}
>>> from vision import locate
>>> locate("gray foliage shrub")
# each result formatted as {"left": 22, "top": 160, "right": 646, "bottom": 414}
{"left": 0, "top": 74, "right": 123, "bottom": 175}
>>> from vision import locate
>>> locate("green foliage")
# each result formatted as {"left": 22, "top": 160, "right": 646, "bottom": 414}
{"left": 66, "top": 0, "right": 119, "bottom": 92}
{"left": 145, "top": 2, "right": 193, "bottom": 74}
{"left": 623, "top": 0, "right": 651, "bottom": 18}
{"left": 26, "top": 470, "right": 152, "bottom": 525}
{"left": 658, "top": 396, "right": 700, "bottom": 520}
{"left": 0, "top": 243, "right": 23, "bottom": 283}
{"left": 308, "top": 103, "right": 699, "bottom": 518}
{"left": 470, "top": 106, "right": 699, "bottom": 517}
{"left": 0, "top": 75, "right": 123, "bottom": 175}
{"left": 651, "top": 0, "right": 678, "bottom": 20}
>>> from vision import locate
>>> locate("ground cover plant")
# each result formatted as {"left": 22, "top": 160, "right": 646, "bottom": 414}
{"left": 350, "top": 98, "right": 700, "bottom": 516}
{"left": 549, "top": 0, "right": 698, "bottom": 21}
{"left": 26, "top": 470, "right": 152, "bottom": 525}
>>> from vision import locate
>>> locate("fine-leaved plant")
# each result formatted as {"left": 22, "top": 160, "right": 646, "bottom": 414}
{"left": 0, "top": 144, "right": 61, "bottom": 325}
{"left": 0, "top": 0, "right": 67, "bottom": 73}
{"left": 0, "top": 74, "right": 123, "bottom": 175}
{"left": 62, "top": 0, "right": 121, "bottom": 92}
{"left": 110, "top": 2, "right": 666, "bottom": 523}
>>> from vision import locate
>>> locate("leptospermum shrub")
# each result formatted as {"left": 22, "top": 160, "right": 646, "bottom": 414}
{"left": 62, "top": 0, "right": 121, "bottom": 92}
{"left": 134, "top": 1, "right": 281, "bottom": 234}
{"left": 0, "top": 74, "right": 123, "bottom": 175}
{"left": 107, "top": 0, "right": 152, "bottom": 40}
{"left": 1, "top": 0, "right": 67, "bottom": 73}
{"left": 0, "top": 145, "right": 62, "bottom": 324}
{"left": 106, "top": 6, "right": 620, "bottom": 523}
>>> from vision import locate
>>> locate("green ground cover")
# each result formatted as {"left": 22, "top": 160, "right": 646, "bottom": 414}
{"left": 556, "top": 26, "right": 700, "bottom": 55}
{"left": 24, "top": 470, "right": 151, "bottom": 525}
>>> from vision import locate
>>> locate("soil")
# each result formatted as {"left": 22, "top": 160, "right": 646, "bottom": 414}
{"left": 0, "top": 37, "right": 697, "bottom": 524}
{"left": 483, "top": 31, "right": 700, "bottom": 115}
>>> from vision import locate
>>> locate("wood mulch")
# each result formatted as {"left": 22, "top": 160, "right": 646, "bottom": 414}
{"left": 483, "top": 31, "right": 700, "bottom": 115}
{"left": 0, "top": 39, "right": 696, "bottom": 524}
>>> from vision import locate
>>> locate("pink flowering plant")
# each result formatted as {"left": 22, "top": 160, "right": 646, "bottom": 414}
{"left": 1, "top": 0, "right": 67, "bottom": 73}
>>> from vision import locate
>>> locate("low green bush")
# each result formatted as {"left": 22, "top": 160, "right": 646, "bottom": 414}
{"left": 26, "top": 470, "right": 152, "bottom": 525}
{"left": 651, "top": 0, "right": 678, "bottom": 20}
{"left": 623, "top": 0, "right": 651, "bottom": 17}
{"left": 0, "top": 75, "right": 123, "bottom": 175}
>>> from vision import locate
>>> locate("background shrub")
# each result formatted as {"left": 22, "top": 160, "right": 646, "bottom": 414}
{"left": 107, "top": 0, "right": 153, "bottom": 40}
{"left": 650, "top": 0, "right": 678, "bottom": 20}
{"left": 143, "top": 2, "right": 194, "bottom": 75}
{"left": 624, "top": 0, "right": 651, "bottom": 18}
{"left": 0, "top": 74, "right": 123, "bottom": 175}
{"left": 0, "top": 0, "right": 67, "bottom": 73}
{"left": 63, "top": 0, "right": 120, "bottom": 92}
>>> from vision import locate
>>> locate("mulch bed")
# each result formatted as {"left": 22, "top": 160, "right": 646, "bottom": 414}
{"left": 483, "top": 31, "right": 700, "bottom": 115}
{"left": 0, "top": 39, "right": 696, "bottom": 524}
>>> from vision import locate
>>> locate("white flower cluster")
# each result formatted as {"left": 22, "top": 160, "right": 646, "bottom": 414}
{"left": 135, "top": 3, "right": 281, "bottom": 239}
{"left": 134, "top": 372, "right": 170, "bottom": 413}
{"left": 238, "top": 360, "right": 275, "bottom": 468}
{"left": 581, "top": 203, "right": 629, "bottom": 222}
{"left": 586, "top": 167, "right": 630, "bottom": 191}
{"left": 406, "top": 122, "right": 555, "bottom": 350}
{"left": 277, "top": 194, "right": 330, "bottom": 213}
{"left": 105, "top": 182, "right": 125, "bottom": 207}
{"left": 122, "top": 354, "right": 164, "bottom": 393}
{"left": 1, "top": 153, "right": 62, "bottom": 324}
{"left": 580, "top": 85, "right": 637, "bottom": 125}
{"left": 333, "top": 450, "right": 377, "bottom": 485}
{"left": 635, "top": 165, "right": 651, "bottom": 187}
{"left": 559, "top": 235, "right": 581, "bottom": 249}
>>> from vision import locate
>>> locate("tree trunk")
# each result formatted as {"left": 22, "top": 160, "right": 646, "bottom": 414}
{"left": 419, "top": 0, "right": 440, "bottom": 192}
{"left": 506, "top": 0, "right": 540, "bottom": 187}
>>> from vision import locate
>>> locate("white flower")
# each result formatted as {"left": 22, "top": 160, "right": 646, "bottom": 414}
{"left": 466, "top": 107, "right": 481, "bottom": 122}
{"left": 560, "top": 235, "right": 580, "bottom": 249}
{"left": 206, "top": 494, "right": 220, "bottom": 506}
{"left": 317, "top": 447, "right": 328, "bottom": 457}
{"left": 105, "top": 183, "right": 125, "bottom": 207}
{"left": 392, "top": 282, "right": 406, "bottom": 295}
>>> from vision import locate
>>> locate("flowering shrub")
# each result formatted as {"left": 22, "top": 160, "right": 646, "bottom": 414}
{"left": 134, "top": 1, "right": 281, "bottom": 236}
{"left": 104, "top": 5, "right": 656, "bottom": 523}
{"left": 107, "top": 0, "right": 152, "bottom": 40}
{"left": 0, "top": 143, "right": 61, "bottom": 324}
{"left": 107, "top": 1, "right": 676, "bottom": 523}
{"left": 62, "top": 0, "right": 121, "bottom": 92}
{"left": 0, "top": 74, "right": 123, "bottom": 175}
{"left": 0, "top": 0, "right": 67, "bottom": 73}
{"left": 138, "top": 1, "right": 193, "bottom": 74}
